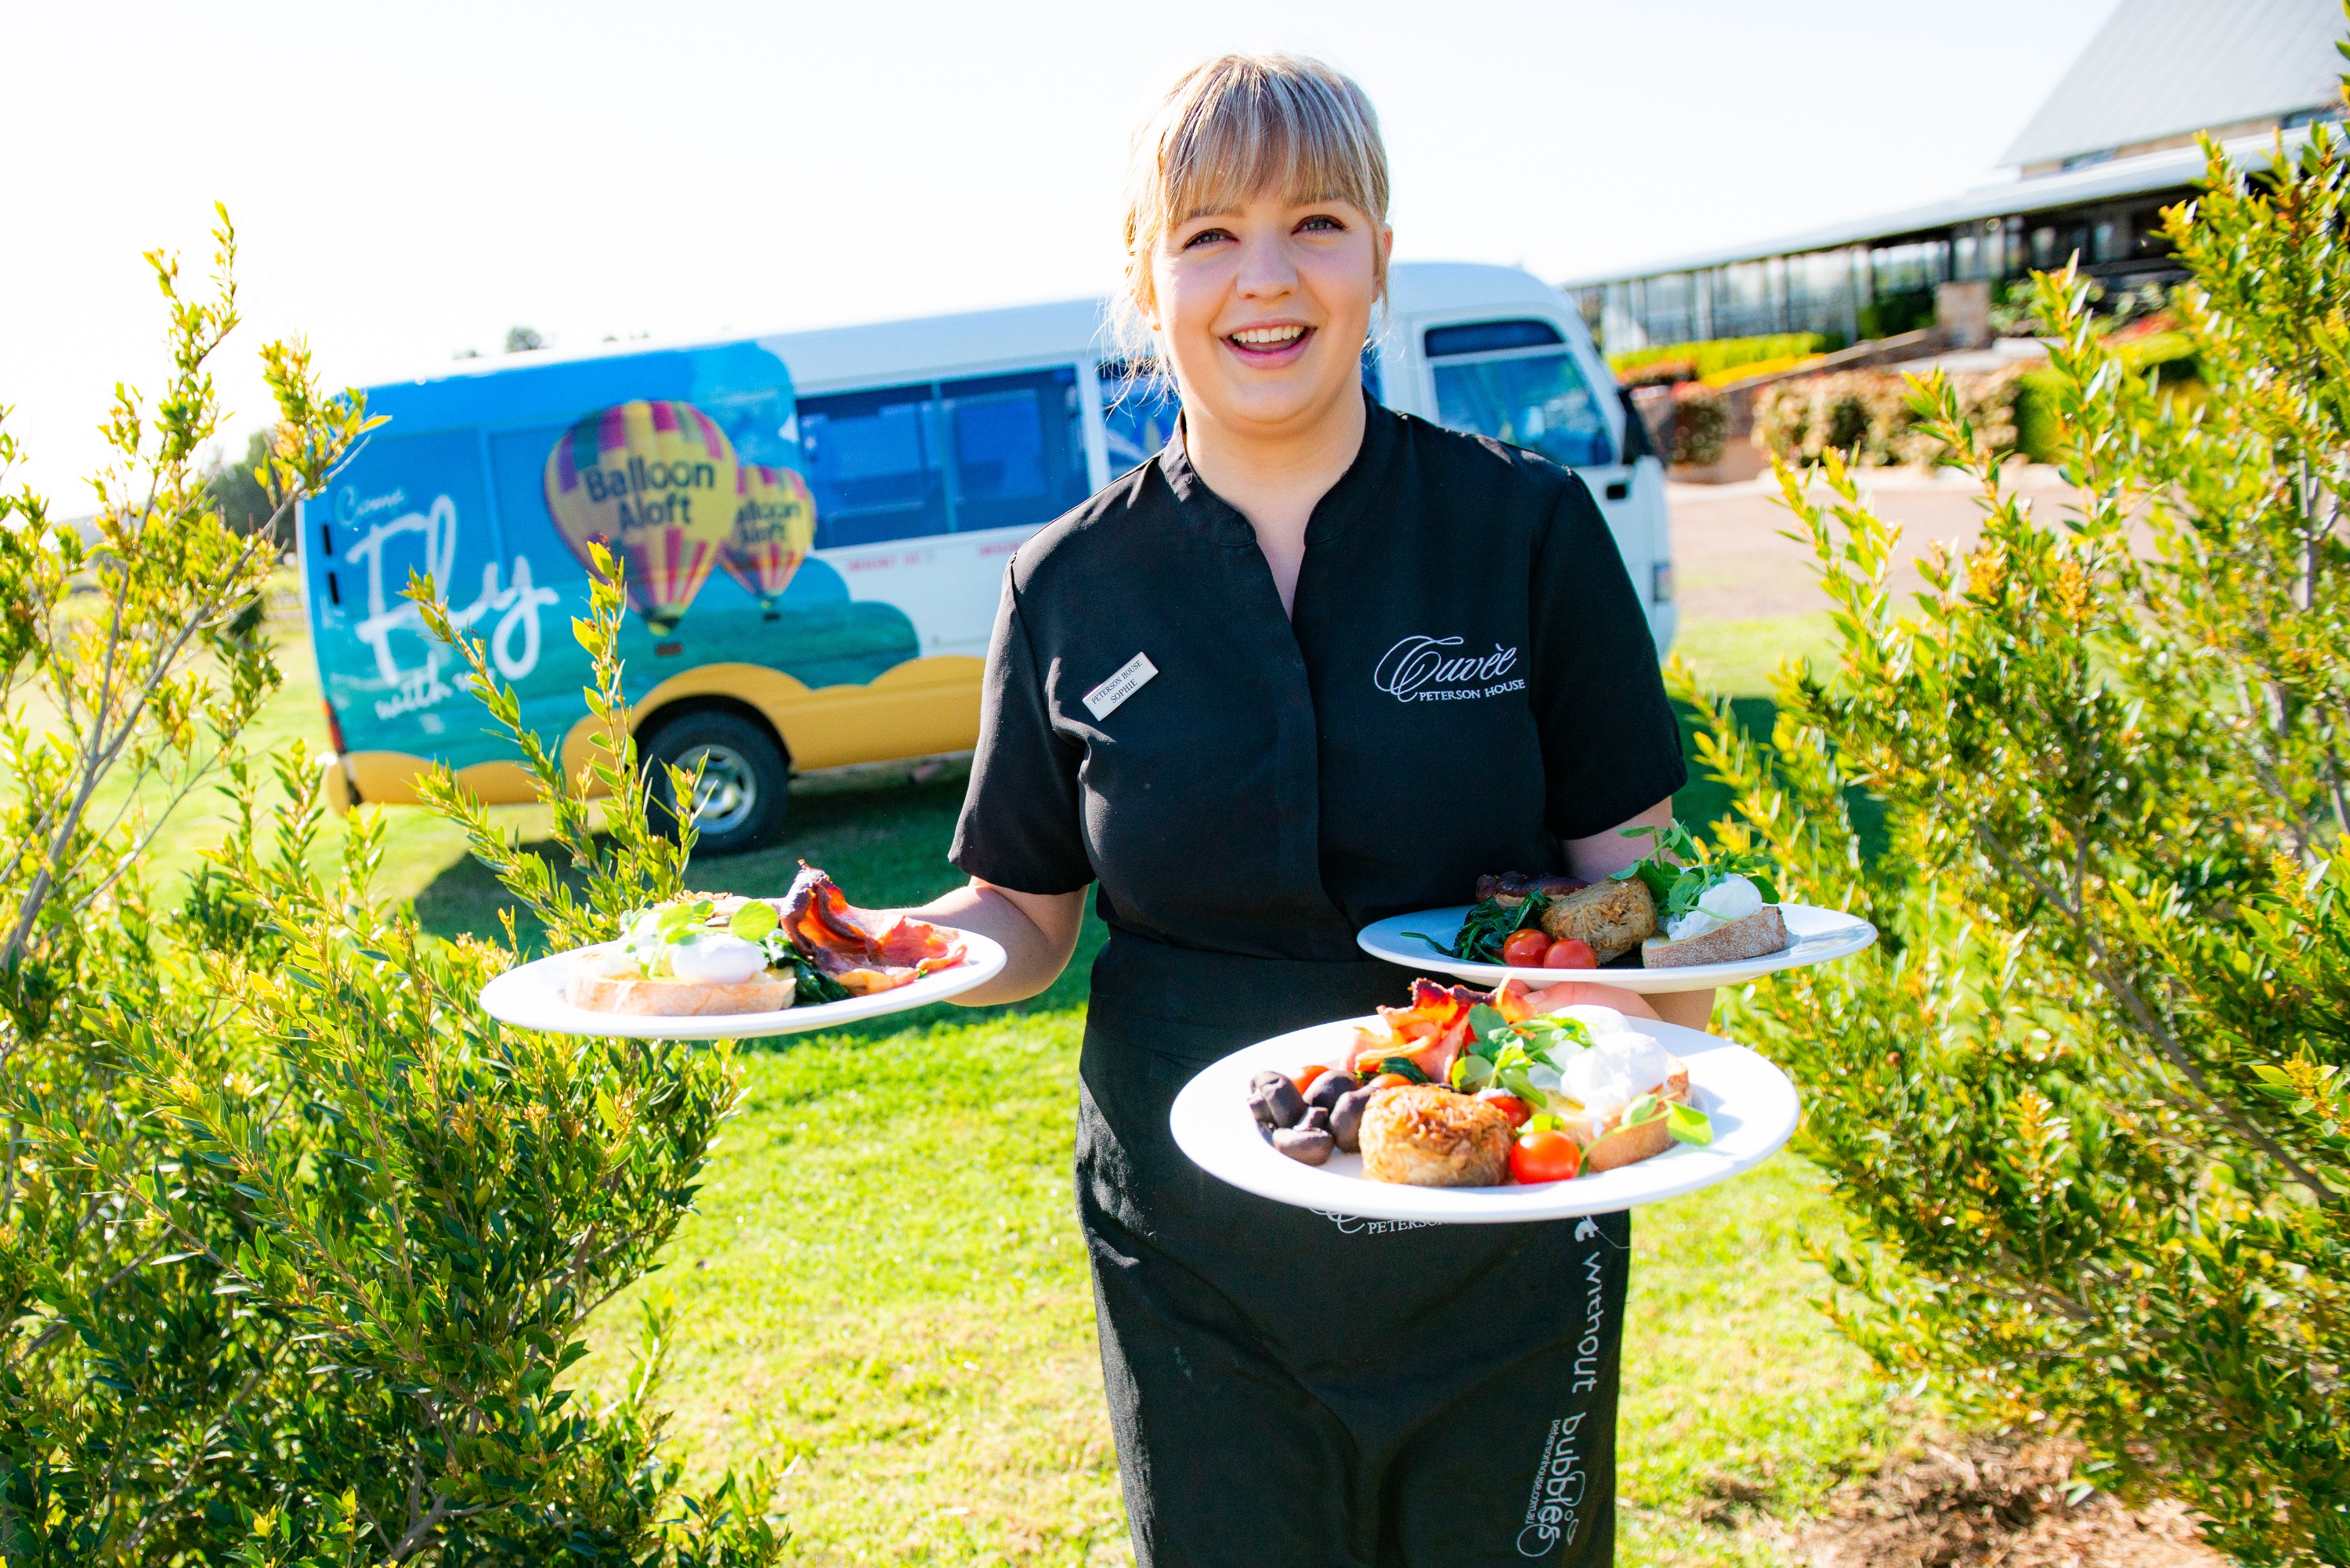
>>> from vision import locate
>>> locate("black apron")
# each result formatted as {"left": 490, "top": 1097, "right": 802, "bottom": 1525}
{"left": 1078, "top": 934, "right": 1630, "bottom": 1568}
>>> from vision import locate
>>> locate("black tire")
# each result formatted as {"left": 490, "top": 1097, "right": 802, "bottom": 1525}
{"left": 640, "top": 708, "right": 790, "bottom": 856}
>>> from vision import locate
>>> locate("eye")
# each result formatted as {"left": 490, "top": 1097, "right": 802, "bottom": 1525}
{"left": 1182, "top": 226, "right": 1234, "bottom": 250}
{"left": 1296, "top": 214, "right": 1346, "bottom": 233}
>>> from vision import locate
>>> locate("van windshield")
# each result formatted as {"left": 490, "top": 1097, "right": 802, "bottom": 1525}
{"left": 1426, "top": 322, "right": 1614, "bottom": 469}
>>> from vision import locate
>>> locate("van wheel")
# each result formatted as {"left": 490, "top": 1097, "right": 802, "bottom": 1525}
{"left": 642, "top": 710, "right": 790, "bottom": 856}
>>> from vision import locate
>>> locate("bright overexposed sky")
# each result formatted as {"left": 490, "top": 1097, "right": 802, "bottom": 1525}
{"left": 5, "top": 0, "right": 2119, "bottom": 504}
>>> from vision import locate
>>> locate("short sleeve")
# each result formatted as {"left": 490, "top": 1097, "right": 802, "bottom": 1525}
{"left": 1527, "top": 475, "right": 1687, "bottom": 840}
{"left": 949, "top": 569, "right": 1097, "bottom": 894}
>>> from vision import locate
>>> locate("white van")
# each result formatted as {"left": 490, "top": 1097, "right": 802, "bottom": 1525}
{"left": 777, "top": 260, "right": 1674, "bottom": 670}
{"left": 311, "top": 260, "right": 1672, "bottom": 852}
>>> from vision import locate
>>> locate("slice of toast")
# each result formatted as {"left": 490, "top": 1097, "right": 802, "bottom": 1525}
{"left": 1641, "top": 905, "right": 1790, "bottom": 970}
{"left": 566, "top": 968, "right": 800, "bottom": 1017}
{"left": 1566, "top": 1057, "right": 1694, "bottom": 1172}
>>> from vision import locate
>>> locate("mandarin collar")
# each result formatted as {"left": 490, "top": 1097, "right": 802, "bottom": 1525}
{"left": 1156, "top": 390, "right": 1398, "bottom": 549}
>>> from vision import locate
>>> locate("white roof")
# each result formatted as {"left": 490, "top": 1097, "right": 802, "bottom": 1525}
{"left": 2001, "top": 0, "right": 2341, "bottom": 167}
{"left": 1557, "top": 122, "right": 2316, "bottom": 287}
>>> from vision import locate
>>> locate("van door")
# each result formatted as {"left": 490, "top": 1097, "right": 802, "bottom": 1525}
{"left": 1417, "top": 318, "right": 1675, "bottom": 653}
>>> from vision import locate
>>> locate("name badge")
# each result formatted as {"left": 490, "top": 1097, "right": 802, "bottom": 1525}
{"left": 1083, "top": 652, "right": 1159, "bottom": 720}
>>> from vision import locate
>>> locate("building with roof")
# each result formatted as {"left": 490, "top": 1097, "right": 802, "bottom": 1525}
{"left": 1565, "top": 0, "right": 2345, "bottom": 352}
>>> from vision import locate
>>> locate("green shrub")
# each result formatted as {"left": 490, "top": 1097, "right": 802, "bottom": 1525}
{"left": 1611, "top": 333, "right": 1838, "bottom": 382}
{"left": 1667, "top": 384, "right": 1729, "bottom": 467}
{"left": 1751, "top": 366, "right": 2021, "bottom": 468}
{"left": 2012, "top": 365, "right": 2069, "bottom": 463}
{"left": 0, "top": 212, "right": 779, "bottom": 1565}
{"left": 2012, "top": 332, "right": 2200, "bottom": 465}
{"left": 1676, "top": 124, "right": 2350, "bottom": 1566}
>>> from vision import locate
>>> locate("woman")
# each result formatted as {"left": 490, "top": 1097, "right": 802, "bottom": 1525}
{"left": 916, "top": 54, "right": 1701, "bottom": 1567}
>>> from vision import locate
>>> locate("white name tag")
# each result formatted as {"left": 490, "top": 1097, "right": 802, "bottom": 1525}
{"left": 1083, "top": 652, "right": 1159, "bottom": 721}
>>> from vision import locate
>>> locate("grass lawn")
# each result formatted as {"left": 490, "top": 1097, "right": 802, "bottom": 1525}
{"left": 139, "top": 612, "right": 1911, "bottom": 1565}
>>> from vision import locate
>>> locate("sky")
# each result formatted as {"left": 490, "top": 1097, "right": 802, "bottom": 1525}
{"left": 4, "top": 0, "right": 2121, "bottom": 504}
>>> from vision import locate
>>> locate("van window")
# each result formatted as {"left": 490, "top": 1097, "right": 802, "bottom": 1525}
{"left": 1423, "top": 319, "right": 1563, "bottom": 358}
{"left": 801, "top": 369, "right": 1089, "bottom": 546}
{"left": 1097, "top": 345, "right": 1383, "bottom": 472}
{"left": 1098, "top": 364, "right": 1182, "bottom": 473}
{"left": 800, "top": 382, "right": 949, "bottom": 547}
{"left": 943, "top": 367, "right": 1090, "bottom": 534}
{"left": 1426, "top": 320, "right": 1613, "bottom": 468}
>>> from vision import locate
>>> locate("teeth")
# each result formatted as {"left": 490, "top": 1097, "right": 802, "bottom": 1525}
{"left": 1232, "top": 325, "right": 1306, "bottom": 345}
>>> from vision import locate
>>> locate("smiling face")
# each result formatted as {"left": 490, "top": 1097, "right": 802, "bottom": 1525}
{"left": 1150, "top": 193, "right": 1389, "bottom": 443}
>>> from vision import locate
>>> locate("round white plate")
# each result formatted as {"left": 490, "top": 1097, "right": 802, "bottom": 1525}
{"left": 1170, "top": 1017, "right": 1799, "bottom": 1223}
{"left": 1354, "top": 902, "right": 1876, "bottom": 994}
{"left": 477, "top": 930, "right": 1007, "bottom": 1039}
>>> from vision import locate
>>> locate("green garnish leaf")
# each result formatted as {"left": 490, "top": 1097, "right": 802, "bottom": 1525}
{"left": 1666, "top": 1100, "right": 1713, "bottom": 1146}
{"left": 1379, "top": 1056, "right": 1430, "bottom": 1085}
{"left": 1525, "top": 1113, "right": 1565, "bottom": 1133}
{"left": 1451, "top": 1053, "right": 1495, "bottom": 1092}
{"left": 1610, "top": 818, "right": 1783, "bottom": 923}
{"left": 1618, "top": 1093, "right": 1665, "bottom": 1128}
{"left": 728, "top": 900, "right": 779, "bottom": 943}
{"left": 1467, "top": 1004, "right": 1506, "bottom": 1044}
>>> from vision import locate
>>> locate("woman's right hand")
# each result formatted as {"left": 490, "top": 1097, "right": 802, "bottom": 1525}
{"left": 913, "top": 879, "right": 1087, "bottom": 1006}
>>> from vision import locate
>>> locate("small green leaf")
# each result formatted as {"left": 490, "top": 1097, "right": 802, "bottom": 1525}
{"left": 1467, "top": 1003, "right": 1506, "bottom": 1043}
{"left": 1379, "top": 1056, "right": 1430, "bottom": 1084}
{"left": 728, "top": 901, "right": 778, "bottom": 942}
{"left": 1665, "top": 1100, "right": 1712, "bottom": 1146}
{"left": 1618, "top": 1093, "right": 1665, "bottom": 1128}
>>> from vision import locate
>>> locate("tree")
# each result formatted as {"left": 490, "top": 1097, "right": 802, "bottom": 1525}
{"left": 1677, "top": 122, "right": 2350, "bottom": 1564}
{"left": 203, "top": 429, "right": 286, "bottom": 548}
{"left": 503, "top": 327, "right": 544, "bottom": 354}
{"left": 0, "top": 208, "right": 780, "bottom": 1564}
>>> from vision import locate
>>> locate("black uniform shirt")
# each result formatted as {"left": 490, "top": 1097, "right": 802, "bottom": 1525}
{"left": 949, "top": 395, "right": 1686, "bottom": 965}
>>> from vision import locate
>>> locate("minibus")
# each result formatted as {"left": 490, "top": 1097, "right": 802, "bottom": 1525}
{"left": 301, "top": 261, "right": 1674, "bottom": 854}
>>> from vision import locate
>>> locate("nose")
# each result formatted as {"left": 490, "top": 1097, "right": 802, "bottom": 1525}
{"left": 1232, "top": 228, "right": 1299, "bottom": 302}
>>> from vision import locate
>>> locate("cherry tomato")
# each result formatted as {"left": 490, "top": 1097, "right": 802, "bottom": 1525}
{"left": 1509, "top": 1129, "right": 1585, "bottom": 1184}
{"left": 1367, "top": 1072, "right": 1412, "bottom": 1091}
{"left": 1543, "top": 938, "right": 1598, "bottom": 970}
{"left": 1477, "top": 1090, "right": 1532, "bottom": 1129}
{"left": 1501, "top": 928, "right": 1552, "bottom": 967}
{"left": 1295, "top": 1064, "right": 1326, "bottom": 1095}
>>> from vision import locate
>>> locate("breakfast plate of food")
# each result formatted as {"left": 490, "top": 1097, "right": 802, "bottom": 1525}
{"left": 478, "top": 864, "right": 1005, "bottom": 1039}
{"left": 1354, "top": 822, "right": 1875, "bottom": 994}
{"left": 1170, "top": 974, "right": 1799, "bottom": 1221}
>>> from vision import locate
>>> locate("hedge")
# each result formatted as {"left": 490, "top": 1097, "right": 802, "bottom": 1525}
{"left": 1610, "top": 332, "right": 1841, "bottom": 383}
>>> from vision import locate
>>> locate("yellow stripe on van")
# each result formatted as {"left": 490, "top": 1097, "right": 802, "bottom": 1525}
{"left": 331, "top": 653, "right": 985, "bottom": 811}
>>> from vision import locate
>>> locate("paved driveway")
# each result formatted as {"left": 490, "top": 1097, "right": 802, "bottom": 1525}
{"left": 1668, "top": 465, "right": 2085, "bottom": 622}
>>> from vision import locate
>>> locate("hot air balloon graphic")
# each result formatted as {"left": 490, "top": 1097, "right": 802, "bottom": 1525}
{"left": 542, "top": 400, "right": 739, "bottom": 634}
{"left": 723, "top": 464, "right": 818, "bottom": 619}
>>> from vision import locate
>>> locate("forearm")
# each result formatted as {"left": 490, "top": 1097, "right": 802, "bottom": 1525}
{"left": 912, "top": 879, "right": 1085, "bottom": 1006}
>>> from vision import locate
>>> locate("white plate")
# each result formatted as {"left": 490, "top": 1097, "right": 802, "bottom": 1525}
{"left": 1354, "top": 902, "right": 1876, "bottom": 994}
{"left": 1170, "top": 1017, "right": 1799, "bottom": 1223}
{"left": 476, "top": 930, "right": 1007, "bottom": 1039}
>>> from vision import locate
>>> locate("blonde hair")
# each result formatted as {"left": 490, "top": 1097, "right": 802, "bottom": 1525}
{"left": 1113, "top": 53, "right": 1390, "bottom": 366}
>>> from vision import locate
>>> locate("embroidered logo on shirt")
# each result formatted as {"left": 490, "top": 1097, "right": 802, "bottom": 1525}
{"left": 1372, "top": 635, "right": 1524, "bottom": 703}
{"left": 1083, "top": 652, "right": 1159, "bottom": 720}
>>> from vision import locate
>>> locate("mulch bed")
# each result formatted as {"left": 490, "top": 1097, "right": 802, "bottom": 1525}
{"left": 1794, "top": 1436, "right": 2221, "bottom": 1568}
